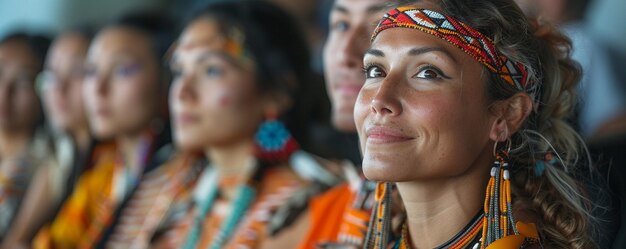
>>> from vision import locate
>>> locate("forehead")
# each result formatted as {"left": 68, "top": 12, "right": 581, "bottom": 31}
{"left": 0, "top": 40, "right": 39, "bottom": 68}
{"left": 52, "top": 34, "right": 89, "bottom": 53}
{"left": 332, "top": 0, "right": 387, "bottom": 15}
{"left": 49, "top": 34, "right": 89, "bottom": 59}
{"left": 89, "top": 27, "right": 152, "bottom": 58}
{"left": 177, "top": 17, "right": 228, "bottom": 51}
{"left": 370, "top": 28, "right": 484, "bottom": 75}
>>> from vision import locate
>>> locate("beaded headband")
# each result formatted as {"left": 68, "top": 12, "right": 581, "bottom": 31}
{"left": 372, "top": 7, "right": 532, "bottom": 92}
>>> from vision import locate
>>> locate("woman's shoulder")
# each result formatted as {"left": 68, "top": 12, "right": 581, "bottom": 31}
{"left": 286, "top": 150, "right": 347, "bottom": 187}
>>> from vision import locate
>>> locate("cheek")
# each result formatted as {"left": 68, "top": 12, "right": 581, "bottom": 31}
{"left": 13, "top": 90, "right": 40, "bottom": 125}
{"left": 200, "top": 84, "right": 240, "bottom": 113}
{"left": 193, "top": 82, "right": 261, "bottom": 144}
{"left": 322, "top": 37, "right": 336, "bottom": 67}
{"left": 354, "top": 88, "right": 372, "bottom": 140}
{"left": 413, "top": 93, "right": 491, "bottom": 172}
{"left": 113, "top": 79, "right": 157, "bottom": 115}
{"left": 82, "top": 82, "right": 97, "bottom": 111}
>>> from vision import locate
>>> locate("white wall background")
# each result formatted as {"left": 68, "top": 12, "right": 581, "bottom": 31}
{"left": 0, "top": 0, "right": 168, "bottom": 38}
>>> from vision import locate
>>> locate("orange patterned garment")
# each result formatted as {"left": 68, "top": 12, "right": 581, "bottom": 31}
{"left": 298, "top": 182, "right": 374, "bottom": 249}
{"left": 33, "top": 143, "right": 117, "bottom": 249}
{"left": 151, "top": 165, "right": 309, "bottom": 249}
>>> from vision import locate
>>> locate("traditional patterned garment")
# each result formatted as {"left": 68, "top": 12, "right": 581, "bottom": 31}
{"left": 0, "top": 131, "right": 52, "bottom": 237}
{"left": 33, "top": 143, "right": 117, "bottom": 249}
{"left": 0, "top": 158, "right": 40, "bottom": 236}
{"left": 148, "top": 157, "right": 323, "bottom": 249}
{"left": 391, "top": 220, "right": 540, "bottom": 249}
{"left": 34, "top": 131, "right": 163, "bottom": 249}
{"left": 298, "top": 164, "right": 376, "bottom": 249}
{"left": 195, "top": 166, "right": 307, "bottom": 249}
{"left": 102, "top": 154, "right": 201, "bottom": 249}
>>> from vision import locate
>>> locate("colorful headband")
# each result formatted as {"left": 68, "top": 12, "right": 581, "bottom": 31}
{"left": 372, "top": 7, "right": 532, "bottom": 92}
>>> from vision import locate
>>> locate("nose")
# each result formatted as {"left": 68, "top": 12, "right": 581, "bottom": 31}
{"left": 370, "top": 76, "right": 402, "bottom": 117}
{"left": 172, "top": 73, "right": 196, "bottom": 104}
{"left": 92, "top": 73, "right": 109, "bottom": 97}
{"left": 335, "top": 25, "right": 369, "bottom": 69}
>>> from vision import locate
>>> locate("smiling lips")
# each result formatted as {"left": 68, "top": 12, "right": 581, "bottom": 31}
{"left": 366, "top": 126, "right": 414, "bottom": 144}
{"left": 175, "top": 113, "right": 200, "bottom": 126}
{"left": 335, "top": 83, "right": 363, "bottom": 96}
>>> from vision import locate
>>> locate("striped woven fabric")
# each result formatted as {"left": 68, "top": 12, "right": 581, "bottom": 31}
{"left": 104, "top": 155, "right": 200, "bottom": 249}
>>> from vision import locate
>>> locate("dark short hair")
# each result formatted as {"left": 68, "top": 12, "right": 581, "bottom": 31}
{"left": 109, "top": 11, "right": 176, "bottom": 60}
{"left": 0, "top": 31, "right": 51, "bottom": 69}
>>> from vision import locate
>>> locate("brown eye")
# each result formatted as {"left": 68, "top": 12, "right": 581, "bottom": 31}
{"left": 365, "top": 66, "right": 386, "bottom": 79}
{"left": 416, "top": 68, "right": 439, "bottom": 79}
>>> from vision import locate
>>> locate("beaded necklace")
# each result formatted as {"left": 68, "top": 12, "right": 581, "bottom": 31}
{"left": 395, "top": 211, "right": 484, "bottom": 249}
{"left": 182, "top": 159, "right": 259, "bottom": 249}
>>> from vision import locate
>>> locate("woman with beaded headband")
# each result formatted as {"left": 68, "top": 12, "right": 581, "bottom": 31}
{"left": 147, "top": 1, "right": 341, "bottom": 248}
{"left": 356, "top": 0, "right": 598, "bottom": 248}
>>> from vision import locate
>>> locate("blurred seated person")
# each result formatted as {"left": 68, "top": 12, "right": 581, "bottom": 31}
{"left": 34, "top": 12, "right": 174, "bottom": 249}
{"left": 1, "top": 29, "right": 96, "bottom": 249}
{"left": 0, "top": 32, "right": 51, "bottom": 244}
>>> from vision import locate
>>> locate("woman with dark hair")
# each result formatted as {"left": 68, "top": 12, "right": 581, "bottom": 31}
{"left": 355, "top": 0, "right": 599, "bottom": 248}
{"left": 0, "top": 32, "right": 51, "bottom": 242}
{"left": 147, "top": 1, "right": 340, "bottom": 248}
{"left": 33, "top": 12, "right": 175, "bottom": 249}
{"left": 1, "top": 29, "right": 95, "bottom": 249}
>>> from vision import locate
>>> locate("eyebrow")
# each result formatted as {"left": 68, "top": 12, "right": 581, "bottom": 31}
{"left": 333, "top": 5, "right": 349, "bottom": 14}
{"left": 408, "top": 47, "right": 458, "bottom": 64}
{"left": 172, "top": 50, "right": 244, "bottom": 70}
{"left": 365, "top": 46, "right": 460, "bottom": 64}
{"left": 365, "top": 48, "right": 385, "bottom": 57}
{"left": 333, "top": 3, "right": 388, "bottom": 14}
{"left": 367, "top": 4, "right": 388, "bottom": 13}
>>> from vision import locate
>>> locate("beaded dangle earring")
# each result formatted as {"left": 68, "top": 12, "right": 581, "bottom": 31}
{"left": 254, "top": 111, "right": 299, "bottom": 163}
{"left": 481, "top": 138, "right": 518, "bottom": 248}
{"left": 363, "top": 182, "right": 393, "bottom": 249}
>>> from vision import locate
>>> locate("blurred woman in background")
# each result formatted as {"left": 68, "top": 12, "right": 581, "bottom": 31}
{"left": 0, "top": 32, "right": 51, "bottom": 244}
{"left": 148, "top": 1, "right": 341, "bottom": 248}
{"left": 2, "top": 29, "right": 94, "bottom": 249}
{"left": 34, "top": 12, "right": 174, "bottom": 249}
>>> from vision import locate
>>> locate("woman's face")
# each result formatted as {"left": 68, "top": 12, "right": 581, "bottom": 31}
{"left": 0, "top": 39, "right": 42, "bottom": 133}
{"left": 41, "top": 33, "right": 90, "bottom": 133}
{"left": 83, "top": 27, "right": 161, "bottom": 139}
{"left": 355, "top": 27, "right": 497, "bottom": 182}
{"left": 169, "top": 18, "right": 265, "bottom": 151}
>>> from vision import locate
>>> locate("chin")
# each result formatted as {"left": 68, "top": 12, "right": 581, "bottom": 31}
{"left": 332, "top": 113, "right": 357, "bottom": 132}
{"left": 363, "top": 157, "right": 397, "bottom": 181}
{"left": 173, "top": 137, "right": 204, "bottom": 151}
{"left": 362, "top": 152, "right": 421, "bottom": 182}
{"left": 92, "top": 126, "right": 115, "bottom": 140}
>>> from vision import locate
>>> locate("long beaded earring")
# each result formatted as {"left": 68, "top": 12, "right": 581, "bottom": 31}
{"left": 254, "top": 112, "right": 299, "bottom": 163}
{"left": 363, "top": 182, "right": 393, "bottom": 249}
{"left": 481, "top": 138, "right": 518, "bottom": 248}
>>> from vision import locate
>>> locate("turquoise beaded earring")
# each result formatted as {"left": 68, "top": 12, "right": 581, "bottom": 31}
{"left": 254, "top": 112, "right": 299, "bottom": 163}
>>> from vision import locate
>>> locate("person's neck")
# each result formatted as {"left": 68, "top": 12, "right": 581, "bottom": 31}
{"left": 117, "top": 131, "right": 152, "bottom": 175}
{"left": 205, "top": 140, "right": 257, "bottom": 201}
{"left": 0, "top": 129, "right": 33, "bottom": 161}
{"left": 70, "top": 125, "right": 91, "bottom": 154}
{"left": 397, "top": 150, "right": 492, "bottom": 248}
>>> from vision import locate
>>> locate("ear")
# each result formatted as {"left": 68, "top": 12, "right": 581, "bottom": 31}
{"left": 489, "top": 92, "right": 533, "bottom": 141}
